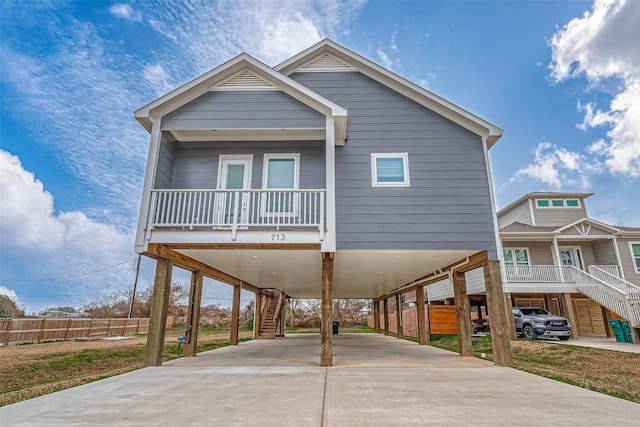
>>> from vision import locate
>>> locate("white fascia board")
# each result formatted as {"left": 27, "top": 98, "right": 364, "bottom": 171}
{"left": 554, "top": 217, "right": 621, "bottom": 234}
{"left": 276, "top": 39, "right": 503, "bottom": 148}
{"left": 134, "top": 53, "right": 347, "bottom": 143}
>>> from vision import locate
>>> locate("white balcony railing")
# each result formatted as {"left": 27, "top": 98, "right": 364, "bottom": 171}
{"left": 589, "top": 265, "right": 622, "bottom": 279}
{"left": 147, "top": 189, "right": 325, "bottom": 239}
{"left": 504, "top": 265, "right": 561, "bottom": 283}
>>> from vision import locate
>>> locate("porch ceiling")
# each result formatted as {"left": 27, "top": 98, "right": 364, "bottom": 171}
{"left": 178, "top": 249, "right": 479, "bottom": 298}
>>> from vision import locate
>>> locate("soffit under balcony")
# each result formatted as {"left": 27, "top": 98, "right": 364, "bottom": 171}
{"left": 178, "top": 248, "right": 479, "bottom": 299}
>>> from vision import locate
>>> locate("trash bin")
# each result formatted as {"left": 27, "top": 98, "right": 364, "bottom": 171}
{"left": 620, "top": 321, "right": 634, "bottom": 343}
{"left": 332, "top": 321, "right": 339, "bottom": 335}
{"left": 608, "top": 320, "right": 628, "bottom": 343}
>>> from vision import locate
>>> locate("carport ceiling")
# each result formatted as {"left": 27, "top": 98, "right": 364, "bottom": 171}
{"left": 178, "top": 249, "right": 479, "bottom": 298}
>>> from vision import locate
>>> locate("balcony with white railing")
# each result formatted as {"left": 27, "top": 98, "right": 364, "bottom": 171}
{"left": 144, "top": 189, "right": 326, "bottom": 244}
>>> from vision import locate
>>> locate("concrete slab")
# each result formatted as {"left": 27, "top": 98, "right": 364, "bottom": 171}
{"left": 1, "top": 334, "right": 639, "bottom": 426}
{"left": 553, "top": 335, "right": 640, "bottom": 353}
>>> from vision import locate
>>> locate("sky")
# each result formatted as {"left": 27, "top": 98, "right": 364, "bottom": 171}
{"left": 1, "top": 0, "right": 639, "bottom": 313}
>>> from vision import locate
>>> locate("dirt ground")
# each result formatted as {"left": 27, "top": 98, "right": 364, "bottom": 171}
{"left": 0, "top": 329, "right": 251, "bottom": 406}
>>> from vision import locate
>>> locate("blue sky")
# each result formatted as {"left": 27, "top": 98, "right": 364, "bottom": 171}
{"left": 1, "top": 0, "right": 638, "bottom": 312}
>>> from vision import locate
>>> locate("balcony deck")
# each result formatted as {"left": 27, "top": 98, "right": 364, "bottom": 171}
{"left": 144, "top": 189, "right": 326, "bottom": 246}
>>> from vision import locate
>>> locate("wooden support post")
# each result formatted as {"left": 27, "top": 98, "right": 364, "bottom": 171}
{"left": 453, "top": 271, "right": 473, "bottom": 357}
{"left": 543, "top": 294, "right": 553, "bottom": 312}
{"left": 145, "top": 258, "right": 173, "bottom": 366}
{"left": 483, "top": 259, "right": 513, "bottom": 367}
{"left": 383, "top": 298, "right": 390, "bottom": 336}
{"left": 602, "top": 307, "right": 613, "bottom": 338}
{"left": 184, "top": 270, "right": 203, "bottom": 357}
{"left": 373, "top": 301, "right": 381, "bottom": 333}
{"left": 504, "top": 293, "right": 516, "bottom": 339}
{"left": 416, "top": 285, "right": 428, "bottom": 345}
{"left": 395, "top": 294, "right": 403, "bottom": 339}
{"left": 254, "top": 292, "right": 262, "bottom": 339}
{"left": 63, "top": 319, "right": 71, "bottom": 340}
{"left": 230, "top": 285, "right": 241, "bottom": 345}
{"left": 561, "top": 293, "right": 579, "bottom": 340}
{"left": 321, "top": 252, "right": 334, "bottom": 367}
{"left": 279, "top": 299, "right": 286, "bottom": 337}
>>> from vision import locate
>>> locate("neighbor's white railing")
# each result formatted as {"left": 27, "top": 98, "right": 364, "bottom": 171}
{"left": 504, "top": 265, "right": 561, "bottom": 283}
{"left": 567, "top": 266, "right": 640, "bottom": 327}
{"left": 148, "top": 189, "right": 325, "bottom": 239}
{"left": 589, "top": 265, "right": 622, "bottom": 278}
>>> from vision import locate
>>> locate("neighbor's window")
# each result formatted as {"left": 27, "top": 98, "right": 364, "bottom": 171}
{"left": 630, "top": 242, "right": 640, "bottom": 274}
{"left": 503, "top": 248, "right": 531, "bottom": 276}
{"left": 536, "top": 198, "right": 581, "bottom": 208}
{"left": 371, "top": 153, "right": 410, "bottom": 187}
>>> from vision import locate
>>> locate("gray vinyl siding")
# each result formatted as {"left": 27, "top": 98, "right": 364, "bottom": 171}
{"left": 617, "top": 238, "right": 640, "bottom": 284}
{"left": 426, "top": 278, "right": 453, "bottom": 301}
{"left": 291, "top": 72, "right": 497, "bottom": 257}
{"left": 592, "top": 240, "right": 618, "bottom": 266}
{"left": 154, "top": 132, "right": 176, "bottom": 189}
{"left": 465, "top": 267, "right": 486, "bottom": 295}
{"left": 533, "top": 203, "right": 587, "bottom": 227}
{"left": 161, "top": 91, "right": 325, "bottom": 129}
{"left": 169, "top": 140, "right": 325, "bottom": 189}
{"left": 498, "top": 202, "right": 532, "bottom": 228}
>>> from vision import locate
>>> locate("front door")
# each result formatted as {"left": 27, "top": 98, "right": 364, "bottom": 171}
{"left": 559, "top": 247, "right": 584, "bottom": 270}
{"left": 218, "top": 157, "right": 252, "bottom": 225}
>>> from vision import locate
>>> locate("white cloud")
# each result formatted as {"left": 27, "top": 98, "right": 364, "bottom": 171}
{"left": 143, "top": 63, "right": 173, "bottom": 93}
{"left": 550, "top": 0, "right": 640, "bottom": 178}
{"left": 509, "top": 142, "right": 600, "bottom": 189}
{"left": 109, "top": 3, "right": 142, "bottom": 22}
{"left": 0, "top": 285, "right": 19, "bottom": 303}
{"left": 377, "top": 48, "right": 393, "bottom": 69}
{"left": 145, "top": 0, "right": 366, "bottom": 73}
{"left": 389, "top": 31, "right": 399, "bottom": 52}
{"left": 0, "top": 150, "right": 134, "bottom": 310}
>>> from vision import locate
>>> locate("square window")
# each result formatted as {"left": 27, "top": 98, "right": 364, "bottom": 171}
{"left": 371, "top": 153, "right": 410, "bottom": 187}
{"left": 262, "top": 154, "right": 300, "bottom": 216}
{"left": 566, "top": 199, "right": 580, "bottom": 207}
{"left": 536, "top": 199, "right": 550, "bottom": 207}
{"left": 552, "top": 200, "right": 564, "bottom": 207}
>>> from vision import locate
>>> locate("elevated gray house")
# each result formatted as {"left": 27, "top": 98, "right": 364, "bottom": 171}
{"left": 134, "top": 39, "right": 513, "bottom": 366}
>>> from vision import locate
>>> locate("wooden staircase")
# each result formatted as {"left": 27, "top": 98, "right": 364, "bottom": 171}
{"left": 257, "top": 290, "right": 286, "bottom": 339}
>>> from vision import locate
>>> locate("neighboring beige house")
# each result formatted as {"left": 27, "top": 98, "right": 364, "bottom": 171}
{"left": 421, "top": 192, "right": 640, "bottom": 342}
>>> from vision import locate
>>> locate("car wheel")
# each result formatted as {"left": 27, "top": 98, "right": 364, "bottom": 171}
{"left": 523, "top": 324, "right": 538, "bottom": 339}
{"left": 558, "top": 336, "right": 570, "bottom": 341}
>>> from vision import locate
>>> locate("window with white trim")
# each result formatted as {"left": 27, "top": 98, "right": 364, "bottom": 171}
{"left": 262, "top": 154, "right": 300, "bottom": 215}
{"left": 630, "top": 242, "right": 640, "bottom": 274}
{"left": 503, "top": 248, "right": 531, "bottom": 276}
{"left": 371, "top": 153, "right": 410, "bottom": 187}
{"left": 535, "top": 198, "right": 581, "bottom": 208}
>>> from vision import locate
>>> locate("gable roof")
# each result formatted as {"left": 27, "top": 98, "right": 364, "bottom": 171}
{"left": 499, "top": 218, "right": 640, "bottom": 237}
{"left": 134, "top": 53, "right": 348, "bottom": 143}
{"left": 275, "top": 39, "right": 503, "bottom": 148}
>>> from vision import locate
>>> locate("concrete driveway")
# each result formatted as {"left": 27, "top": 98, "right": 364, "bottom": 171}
{"left": 1, "top": 333, "right": 639, "bottom": 426}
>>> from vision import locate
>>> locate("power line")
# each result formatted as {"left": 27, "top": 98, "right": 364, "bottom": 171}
{"left": 0, "top": 258, "right": 136, "bottom": 283}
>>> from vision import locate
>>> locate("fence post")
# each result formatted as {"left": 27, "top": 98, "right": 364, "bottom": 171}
{"left": 63, "top": 319, "right": 71, "bottom": 340}
{"left": 137, "top": 318, "right": 141, "bottom": 334}
{"left": 37, "top": 318, "right": 46, "bottom": 344}
{"left": 87, "top": 319, "right": 93, "bottom": 340}
{"left": 3, "top": 319, "right": 12, "bottom": 346}
{"left": 107, "top": 318, "right": 112, "bottom": 336}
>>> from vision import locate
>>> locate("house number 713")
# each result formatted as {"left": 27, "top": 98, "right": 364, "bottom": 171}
{"left": 271, "top": 233, "right": 286, "bottom": 241}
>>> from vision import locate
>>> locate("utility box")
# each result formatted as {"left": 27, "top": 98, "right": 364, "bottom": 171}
{"left": 609, "top": 320, "right": 628, "bottom": 343}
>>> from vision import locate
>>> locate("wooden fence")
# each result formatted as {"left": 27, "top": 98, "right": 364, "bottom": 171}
{"left": 0, "top": 318, "right": 150, "bottom": 346}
